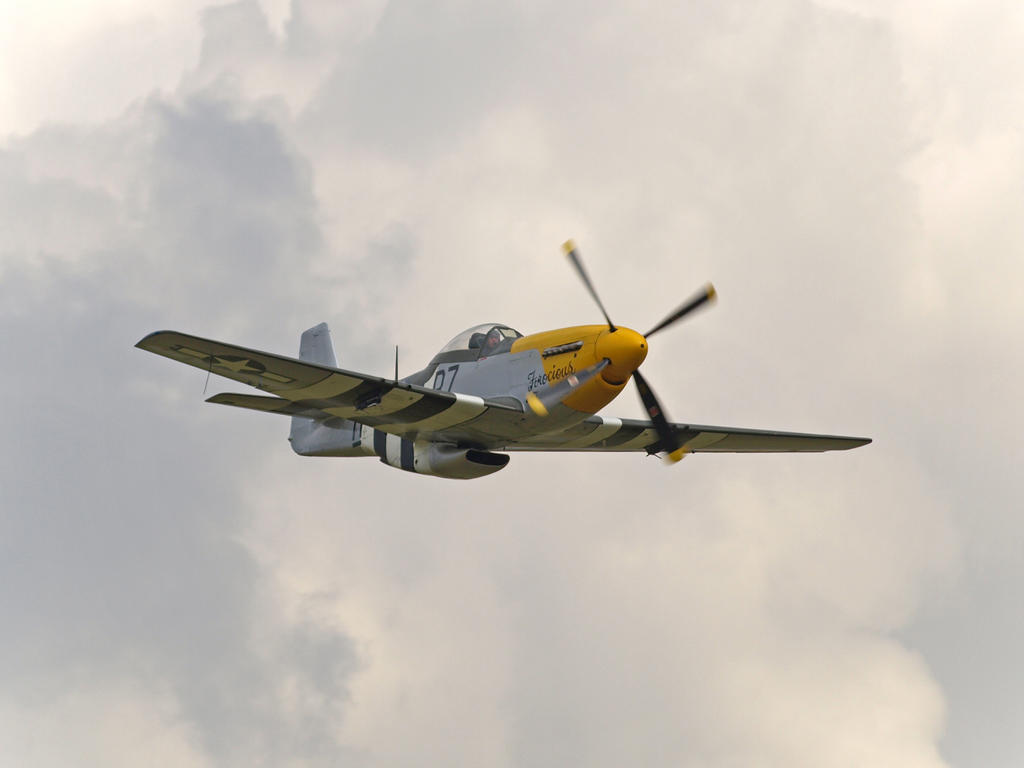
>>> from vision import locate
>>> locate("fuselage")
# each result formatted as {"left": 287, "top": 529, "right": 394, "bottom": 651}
{"left": 290, "top": 322, "right": 651, "bottom": 471}
{"left": 411, "top": 323, "right": 647, "bottom": 413}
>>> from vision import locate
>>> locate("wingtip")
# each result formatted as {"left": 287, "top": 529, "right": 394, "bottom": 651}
{"left": 836, "top": 436, "right": 873, "bottom": 450}
{"left": 135, "top": 330, "right": 172, "bottom": 349}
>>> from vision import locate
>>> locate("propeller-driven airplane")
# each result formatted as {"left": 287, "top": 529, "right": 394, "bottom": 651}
{"left": 136, "top": 241, "right": 870, "bottom": 479}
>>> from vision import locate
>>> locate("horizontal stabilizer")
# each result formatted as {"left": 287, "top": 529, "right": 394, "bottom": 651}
{"left": 206, "top": 392, "right": 328, "bottom": 419}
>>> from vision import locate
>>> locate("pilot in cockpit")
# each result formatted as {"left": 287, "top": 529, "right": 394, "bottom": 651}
{"left": 480, "top": 327, "right": 503, "bottom": 357}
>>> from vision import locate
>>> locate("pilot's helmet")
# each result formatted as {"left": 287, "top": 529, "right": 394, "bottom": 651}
{"left": 484, "top": 328, "right": 502, "bottom": 349}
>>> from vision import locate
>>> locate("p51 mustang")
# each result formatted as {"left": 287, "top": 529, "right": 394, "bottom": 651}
{"left": 136, "top": 241, "right": 870, "bottom": 479}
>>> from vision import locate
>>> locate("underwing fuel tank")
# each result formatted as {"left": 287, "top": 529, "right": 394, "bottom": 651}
{"left": 403, "top": 442, "right": 509, "bottom": 479}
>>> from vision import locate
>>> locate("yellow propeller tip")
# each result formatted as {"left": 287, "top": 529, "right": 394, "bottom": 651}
{"left": 562, "top": 239, "right": 577, "bottom": 254}
{"left": 665, "top": 447, "right": 690, "bottom": 464}
{"left": 707, "top": 284, "right": 717, "bottom": 302}
{"left": 526, "top": 392, "right": 549, "bottom": 417}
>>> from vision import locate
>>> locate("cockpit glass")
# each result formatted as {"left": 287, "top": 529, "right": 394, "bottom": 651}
{"left": 437, "top": 324, "right": 522, "bottom": 356}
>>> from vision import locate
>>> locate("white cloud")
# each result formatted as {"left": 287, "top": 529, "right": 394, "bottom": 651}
{"left": 4, "top": 0, "right": 1022, "bottom": 765}
{"left": 0, "top": 0, "right": 210, "bottom": 134}
{"left": 0, "top": 680, "right": 213, "bottom": 768}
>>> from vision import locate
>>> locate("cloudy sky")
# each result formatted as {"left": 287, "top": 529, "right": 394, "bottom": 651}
{"left": 1, "top": 0, "right": 1021, "bottom": 765}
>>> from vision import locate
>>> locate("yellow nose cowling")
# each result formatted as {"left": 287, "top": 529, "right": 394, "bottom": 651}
{"left": 595, "top": 327, "right": 648, "bottom": 384}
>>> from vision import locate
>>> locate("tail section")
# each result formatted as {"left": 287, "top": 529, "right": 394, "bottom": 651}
{"left": 298, "top": 322, "right": 337, "bottom": 367}
{"left": 290, "top": 322, "right": 337, "bottom": 447}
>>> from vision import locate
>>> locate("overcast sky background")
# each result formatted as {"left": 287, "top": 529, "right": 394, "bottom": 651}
{"left": 1, "top": 0, "right": 1021, "bottom": 765}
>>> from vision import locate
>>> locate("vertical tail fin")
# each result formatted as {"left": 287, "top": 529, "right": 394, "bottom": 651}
{"left": 298, "top": 322, "right": 337, "bottom": 367}
{"left": 290, "top": 322, "right": 337, "bottom": 447}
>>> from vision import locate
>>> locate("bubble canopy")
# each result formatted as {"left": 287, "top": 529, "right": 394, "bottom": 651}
{"left": 437, "top": 323, "right": 523, "bottom": 357}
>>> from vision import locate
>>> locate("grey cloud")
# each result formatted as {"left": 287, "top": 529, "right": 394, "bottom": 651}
{"left": 0, "top": 151, "right": 121, "bottom": 261}
{"left": 143, "top": 96, "right": 323, "bottom": 332}
{"left": 307, "top": 0, "right": 531, "bottom": 158}
{"left": 198, "top": 0, "right": 278, "bottom": 75}
{"left": 0, "top": 90, "right": 362, "bottom": 765}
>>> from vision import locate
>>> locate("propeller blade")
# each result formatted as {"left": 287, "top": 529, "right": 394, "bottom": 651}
{"left": 526, "top": 359, "right": 610, "bottom": 417}
{"left": 563, "top": 240, "right": 616, "bottom": 331}
{"left": 632, "top": 369, "right": 689, "bottom": 463}
{"left": 644, "top": 283, "right": 717, "bottom": 339}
